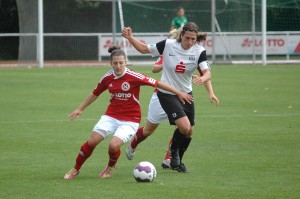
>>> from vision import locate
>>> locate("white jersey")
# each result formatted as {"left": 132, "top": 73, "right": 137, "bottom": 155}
{"left": 148, "top": 39, "right": 210, "bottom": 94}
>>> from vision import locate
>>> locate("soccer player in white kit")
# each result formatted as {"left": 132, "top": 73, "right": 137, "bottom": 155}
{"left": 122, "top": 22, "right": 216, "bottom": 172}
{"left": 64, "top": 46, "right": 193, "bottom": 179}
{"left": 152, "top": 55, "right": 219, "bottom": 170}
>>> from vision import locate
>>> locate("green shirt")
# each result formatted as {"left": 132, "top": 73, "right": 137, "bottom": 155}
{"left": 171, "top": 16, "right": 188, "bottom": 29}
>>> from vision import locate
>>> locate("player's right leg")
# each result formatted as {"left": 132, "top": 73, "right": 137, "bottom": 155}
{"left": 161, "top": 138, "right": 172, "bottom": 169}
{"left": 126, "top": 120, "right": 159, "bottom": 160}
{"left": 156, "top": 91, "right": 192, "bottom": 172}
{"left": 64, "top": 115, "right": 116, "bottom": 180}
{"left": 64, "top": 132, "right": 104, "bottom": 180}
{"left": 126, "top": 92, "right": 166, "bottom": 160}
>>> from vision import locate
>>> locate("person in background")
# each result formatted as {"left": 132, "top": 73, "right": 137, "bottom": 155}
{"left": 170, "top": 7, "right": 187, "bottom": 31}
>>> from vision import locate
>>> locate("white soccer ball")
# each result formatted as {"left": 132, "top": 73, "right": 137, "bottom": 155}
{"left": 133, "top": 161, "right": 157, "bottom": 182}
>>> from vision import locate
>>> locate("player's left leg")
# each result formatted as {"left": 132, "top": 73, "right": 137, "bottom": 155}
{"left": 176, "top": 100, "right": 195, "bottom": 172}
{"left": 127, "top": 92, "right": 166, "bottom": 160}
{"left": 100, "top": 120, "right": 139, "bottom": 178}
{"left": 99, "top": 136, "right": 123, "bottom": 178}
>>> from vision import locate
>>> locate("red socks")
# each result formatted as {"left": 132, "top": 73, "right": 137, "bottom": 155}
{"left": 164, "top": 138, "right": 172, "bottom": 160}
{"left": 74, "top": 141, "right": 95, "bottom": 171}
{"left": 108, "top": 149, "right": 121, "bottom": 168}
{"left": 131, "top": 127, "right": 147, "bottom": 149}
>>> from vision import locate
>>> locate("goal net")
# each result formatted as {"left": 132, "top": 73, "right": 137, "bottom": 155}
{"left": 1, "top": 0, "right": 300, "bottom": 67}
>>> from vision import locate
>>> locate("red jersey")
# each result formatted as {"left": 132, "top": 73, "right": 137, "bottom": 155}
{"left": 93, "top": 68, "right": 158, "bottom": 123}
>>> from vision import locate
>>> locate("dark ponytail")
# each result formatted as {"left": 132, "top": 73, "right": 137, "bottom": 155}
{"left": 108, "top": 46, "right": 126, "bottom": 60}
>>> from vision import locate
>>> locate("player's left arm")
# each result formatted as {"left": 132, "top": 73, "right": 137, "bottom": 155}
{"left": 204, "top": 80, "right": 219, "bottom": 106}
{"left": 193, "top": 50, "right": 211, "bottom": 85}
{"left": 192, "top": 69, "right": 211, "bottom": 85}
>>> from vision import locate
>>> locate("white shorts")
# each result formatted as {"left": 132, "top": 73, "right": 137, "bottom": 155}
{"left": 147, "top": 92, "right": 168, "bottom": 124}
{"left": 92, "top": 115, "right": 139, "bottom": 143}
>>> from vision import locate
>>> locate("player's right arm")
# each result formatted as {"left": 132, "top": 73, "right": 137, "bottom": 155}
{"left": 69, "top": 78, "right": 107, "bottom": 120}
{"left": 122, "top": 27, "right": 150, "bottom": 54}
{"left": 69, "top": 93, "right": 98, "bottom": 120}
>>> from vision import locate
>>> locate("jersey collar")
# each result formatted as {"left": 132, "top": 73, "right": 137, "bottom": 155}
{"left": 113, "top": 67, "right": 128, "bottom": 79}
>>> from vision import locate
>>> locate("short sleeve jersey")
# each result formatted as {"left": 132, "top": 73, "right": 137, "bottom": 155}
{"left": 147, "top": 39, "right": 210, "bottom": 94}
{"left": 93, "top": 68, "right": 158, "bottom": 123}
{"left": 171, "top": 16, "right": 188, "bottom": 29}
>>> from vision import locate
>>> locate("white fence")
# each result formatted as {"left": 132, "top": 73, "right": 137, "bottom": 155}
{"left": 0, "top": 31, "right": 300, "bottom": 67}
{"left": 98, "top": 32, "right": 300, "bottom": 63}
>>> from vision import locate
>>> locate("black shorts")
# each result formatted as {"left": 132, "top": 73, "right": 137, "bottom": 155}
{"left": 157, "top": 91, "right": 195, "bottom": 126}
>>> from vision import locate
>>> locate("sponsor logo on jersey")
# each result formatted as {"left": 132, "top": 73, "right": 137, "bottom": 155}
{"left": 121, "top": 82, "right": 130, "bottom": 91}
{"left": 175, "top": 62, "right": 186, "bottom": 73}
{"left": 169, "top": 53, "right": 176, "bottom": 56}
{"left": 189, "top": 56, "right": 196, "bottom": 61}
{"left": 111, "top": 92, "right": 132, "bottom": 100}
{"left": 109, "top": 83, "right": 113, "bottom": 87}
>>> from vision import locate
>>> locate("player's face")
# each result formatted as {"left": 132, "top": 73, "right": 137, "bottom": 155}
{"left": 181, "top": 31, "right": 197, "bottom": 50}
{"left": 111, "top": 55, "right": 126, "bottom": 76}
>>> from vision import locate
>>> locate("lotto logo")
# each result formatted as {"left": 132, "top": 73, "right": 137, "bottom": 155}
{"left": 112, "top": 93, "right": 132, "bottom": 99}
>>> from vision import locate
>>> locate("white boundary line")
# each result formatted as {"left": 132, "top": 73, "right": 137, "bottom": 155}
{"left": 1, "top": 113, "right": 299, "bottom": 124}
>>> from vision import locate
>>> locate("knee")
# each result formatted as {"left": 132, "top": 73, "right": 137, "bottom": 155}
{"left": 88, "top": 137, "right": 100, "bottom": 148}
{"left": 143, "top": 122, "right": 158, "bottom": 136}
{"left": 187, "top": 128, "right": 193, "bottom": 137}
{"left": 108, "top": 141, "right": 121, "bottom": 153}
{"left": 178, "top": 125, "right": 191, "bottom": 135}
{"left": 143, "top": 128, "right": 154, "bottom": 137}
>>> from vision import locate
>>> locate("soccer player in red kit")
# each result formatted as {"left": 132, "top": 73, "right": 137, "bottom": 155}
{"left": 64, "top": 46, "right": 193, "bottom": 179}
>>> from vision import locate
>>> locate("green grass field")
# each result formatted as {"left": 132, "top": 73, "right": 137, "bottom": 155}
{"left": 0, "top": 65, "right": 299, "bottom": 199}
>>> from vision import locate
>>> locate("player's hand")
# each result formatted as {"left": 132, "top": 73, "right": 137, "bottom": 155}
{"left": 178, "top": 92, "right": 193, "bottom": 105}
{"left": 209, "top": 93, "right": 219, "bottom": 106}
{"left": 192, "top": 74, "right": 204, "bottom": 85}
{"left": 68, "top": 109, "right": 83, "bottom": 120}
{"left": 122, "top": 27, "right": 132, "bottom": 39}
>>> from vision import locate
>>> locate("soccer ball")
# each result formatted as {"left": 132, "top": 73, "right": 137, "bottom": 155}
{"left": 133, "top": 161, "right": 157, "bottom": 182}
